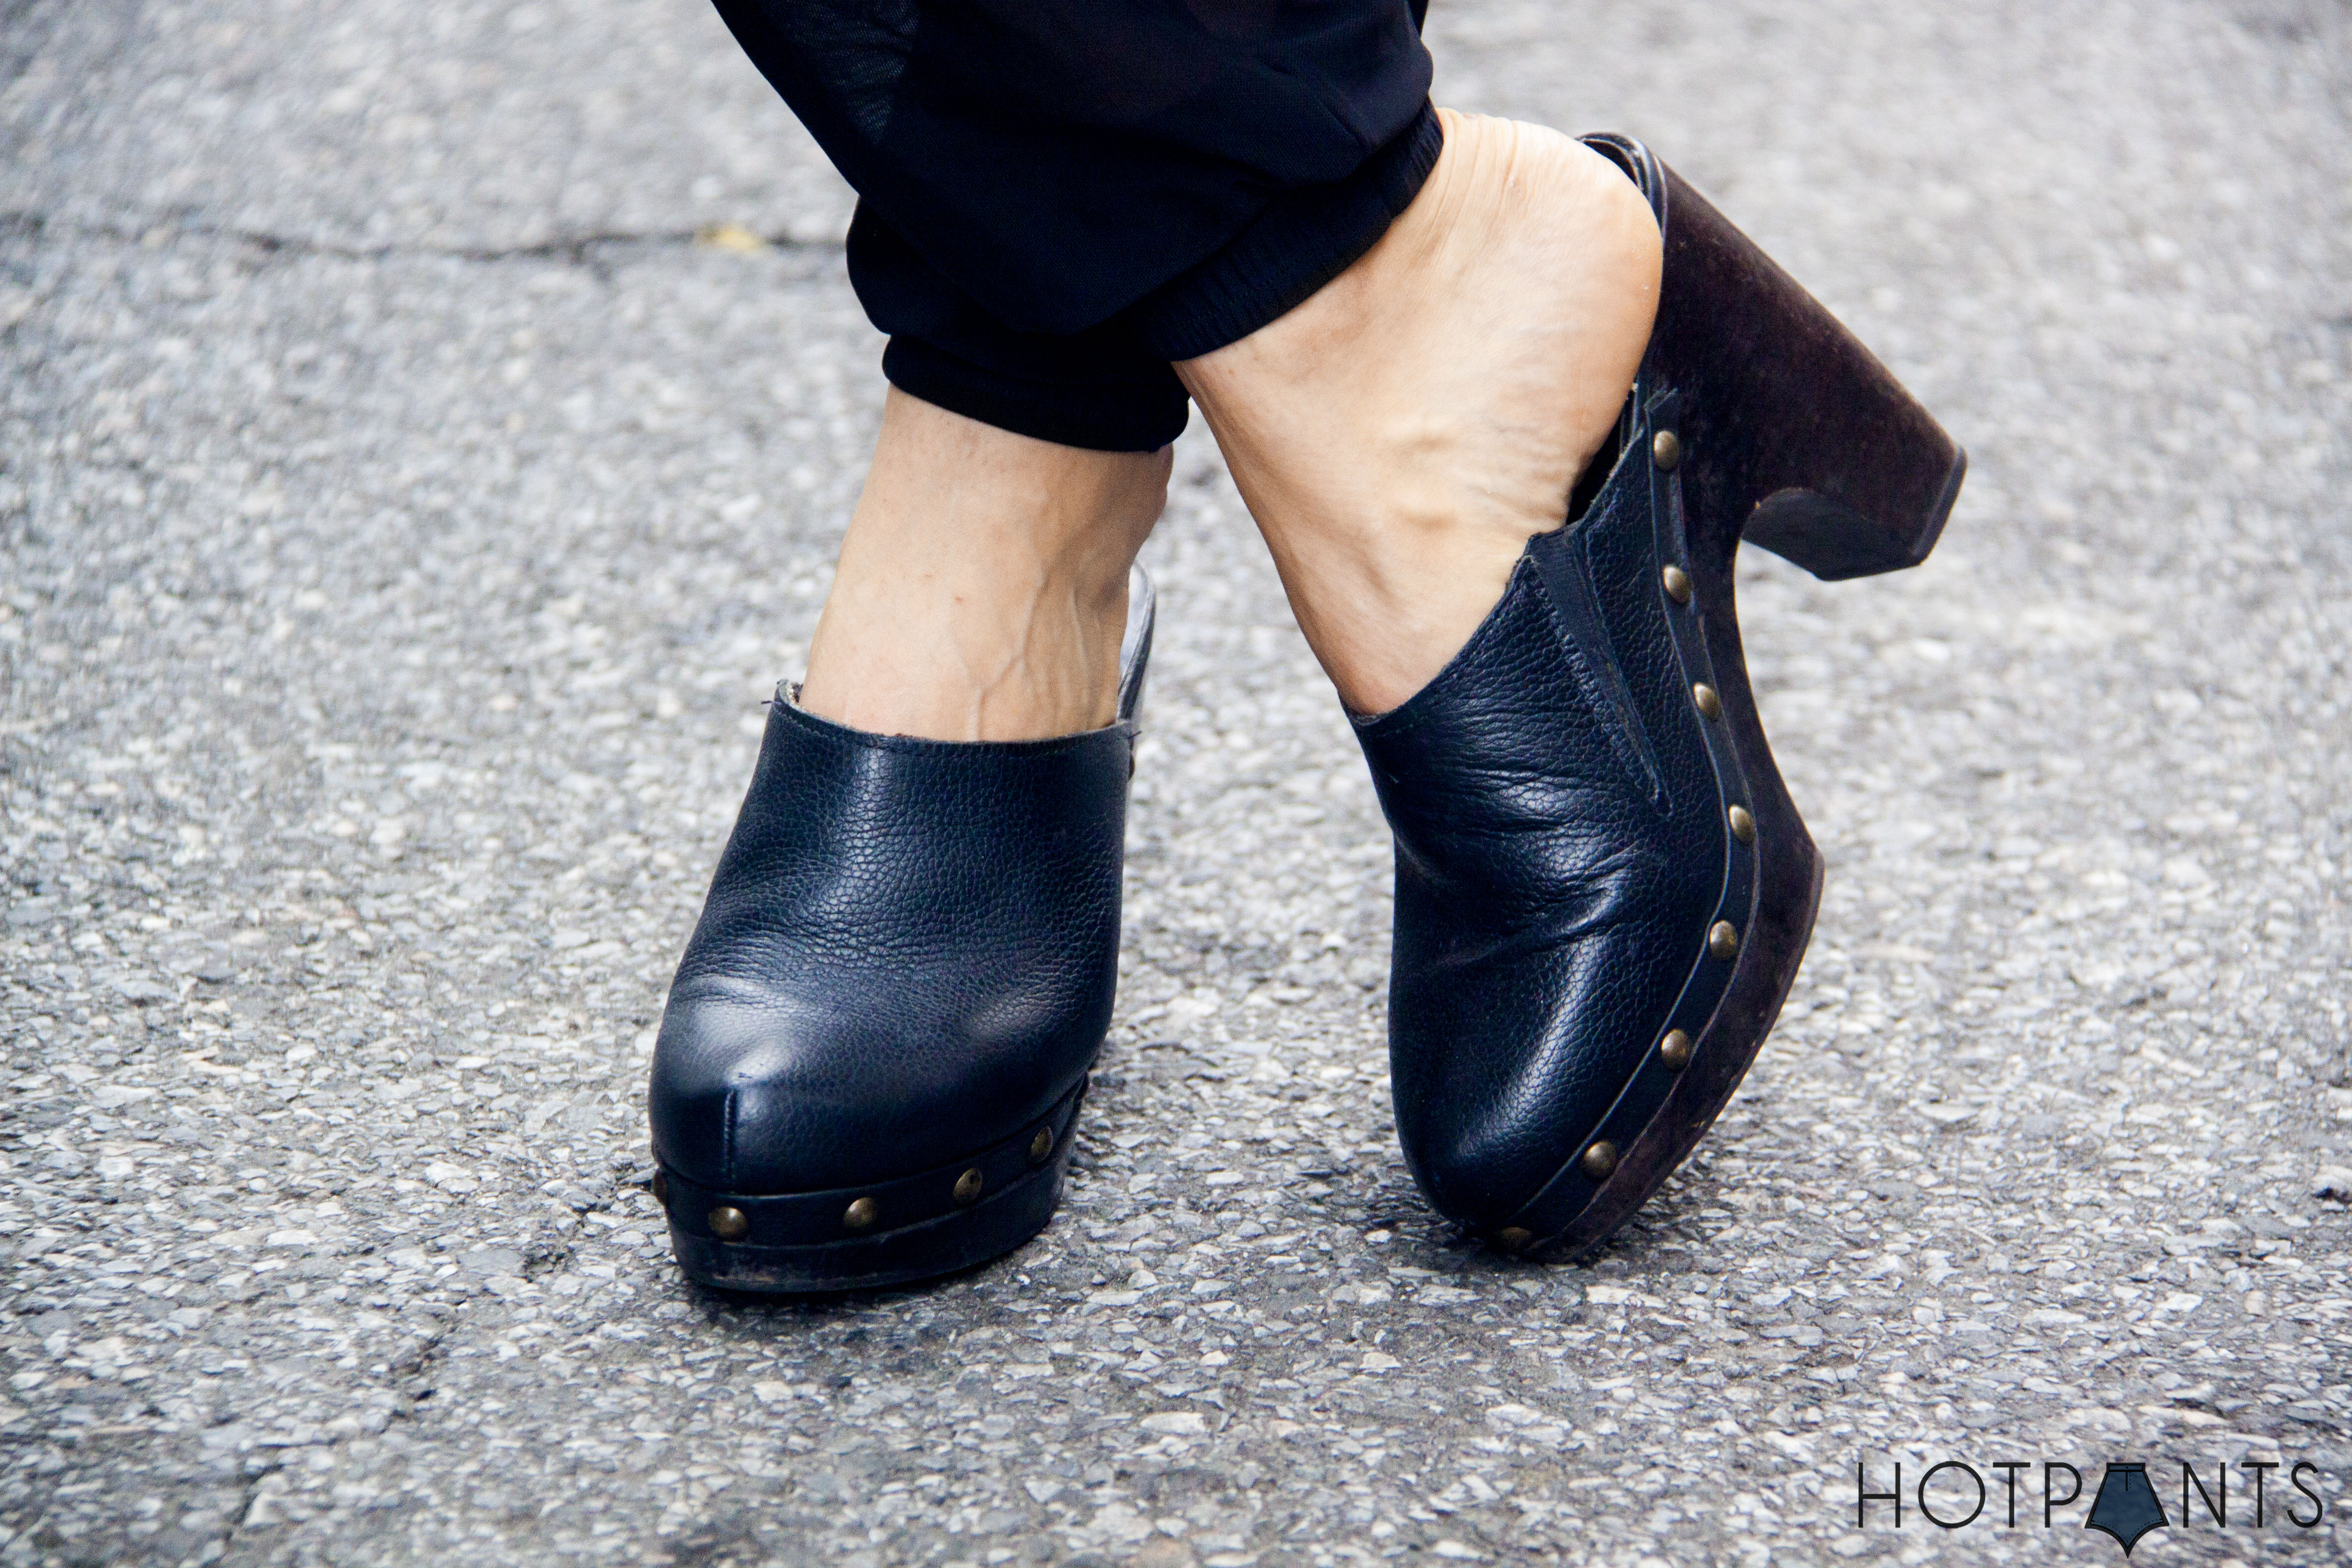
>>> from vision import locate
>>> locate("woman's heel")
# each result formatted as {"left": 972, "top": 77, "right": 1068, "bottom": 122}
{"left": 1585, "top": 134, "right": 1966, "bottom": 581}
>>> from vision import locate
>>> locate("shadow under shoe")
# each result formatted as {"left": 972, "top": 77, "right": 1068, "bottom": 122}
{"left": 649, "top": 572, "right": 1156, "bottom": 1292}
{"left": 1361, "top": 135, "right": 1965, "bottom": 1259}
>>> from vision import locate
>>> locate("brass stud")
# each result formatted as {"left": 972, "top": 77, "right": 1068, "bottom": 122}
{"left": 1661, "top": 564, "right": 1693, "bottom": 604}
{"left": 1580, "top": 1141, "right": 1620, "bottom": 1180}
{"left": 953, "top": 1168, "right": 984, "bottom": 1207}
{"left": 1652, "top": 430, "right": 1682, "bottom": 471}
{"left": 1028, "top": 1127, "right": 1054, "bottom": 1165}
{"left": 650, "top": 1171, "right": 669, "bottom": 1205}
{"left": 1709, "top": 920, "right": 1741, "bottom": 960}
{"left": 1728, "top": 804, "right": 1756, "bottom": 844}
{"left": 707, "top": 1205, "right": 748, "bottom": 1242}
{"left": 842, "top": 1196, "right": 878, "bottom": 1231}
{"left": 1495, "top": 1227, "right": 1535, "bottom": 1253}
{"left": 1658, "top": 1029, "right": 1693, "bottom": 1071}
{"left": 1692, "top": 683, "right": 1721, "bottom": 720}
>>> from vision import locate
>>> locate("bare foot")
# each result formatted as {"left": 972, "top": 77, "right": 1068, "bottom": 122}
{"left": 1178, "top": 110, "right": 1662, "bottom": 714}
{"left": 798, "top": 389, "right": 1169, "bottom": 741}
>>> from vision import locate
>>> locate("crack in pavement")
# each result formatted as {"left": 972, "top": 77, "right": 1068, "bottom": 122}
{"left": 0, "top": 208, "right": 845, "bottom": 272}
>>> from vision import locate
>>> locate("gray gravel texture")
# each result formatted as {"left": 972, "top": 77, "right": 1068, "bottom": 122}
{"left": 3, "top": 0, "right": 2351, "bottom": 1564}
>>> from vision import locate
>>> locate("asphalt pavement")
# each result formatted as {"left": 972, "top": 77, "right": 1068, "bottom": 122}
{"left": 2, "top": 1, "right": 2349, "bottom": 1564}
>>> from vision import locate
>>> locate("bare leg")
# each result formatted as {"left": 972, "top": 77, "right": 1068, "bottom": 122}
{"left": 1178, "top": 110, "right": 1663, "bottom": 715}
{"left": 798, "top": 389, "right": 1171, "bottom": 741}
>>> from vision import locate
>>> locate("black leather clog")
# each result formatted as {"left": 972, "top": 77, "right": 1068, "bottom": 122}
{"left": 649, "top": 571, "right": 1155, "bottom": 1292}
{"left": 1360, "top": 135, "right": 1965, "bottom": 1259}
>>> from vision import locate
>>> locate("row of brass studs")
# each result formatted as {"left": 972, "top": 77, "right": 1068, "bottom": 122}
{"left": 680, "top": 1122, "right": 1064, "bottom": 1242}
{"left": 1661, "top": 497, "right": 1750, "bottom": 969}
{"left": 1659, "top": 430, "right": 1717, "bottom": 726}
{"left": 1498, "top": 431, "right": 1703, "bottom": 1258}
{"left": 1504, "top": 1030, "right": 1692, "bottom": 1252}
{"left": 1683, "top": 608, "right": 1744, "bottom": 963}
{"left": 1659, "top": 521, "right": 1759, "bottom": 853}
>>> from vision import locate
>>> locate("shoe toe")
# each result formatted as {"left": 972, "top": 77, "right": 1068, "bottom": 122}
{"left": 1390, "top": 893, "right": 1705, "bottom": 1227}
{"left": 650, "top": 962, "right": 1104, "bottom": 1195}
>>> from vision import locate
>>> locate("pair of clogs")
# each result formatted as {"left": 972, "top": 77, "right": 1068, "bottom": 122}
{"left": 647, "top": 135, "right": 1964, "bottom": 1292}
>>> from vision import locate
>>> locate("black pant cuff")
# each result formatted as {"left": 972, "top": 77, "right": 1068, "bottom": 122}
{"left": 1125, "top": 102, "right": 1445, "bottom": 362}
{"left": 881, "top": 338, "right": 1192, "bottom": 453}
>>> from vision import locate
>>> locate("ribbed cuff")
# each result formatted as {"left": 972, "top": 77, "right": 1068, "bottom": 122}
{"left": 881, "top": 337, "right": 1191, "bottom": 453}
{"left": 1125, "top": 102, "right": 1445, "bottom": 362}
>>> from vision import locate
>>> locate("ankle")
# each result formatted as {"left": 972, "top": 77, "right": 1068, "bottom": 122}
{"left": 1181, "top": 110, "right": 1661, "bottom": 714}
{"left": 799, "top": 392, "right": 1168, "bottom": 741}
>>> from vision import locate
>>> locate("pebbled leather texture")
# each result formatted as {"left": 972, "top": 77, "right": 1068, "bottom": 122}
{"left": 1356, "top": 474, "right": 1723, "bottom": 1228}
{"left": 649, "top": 573, "right": 1154, "bottom": 1199}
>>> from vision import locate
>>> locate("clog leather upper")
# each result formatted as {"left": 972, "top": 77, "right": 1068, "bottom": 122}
{"left": 1356, "top": 443, "right": 1727, "bottom": 1227}
{"left": 651, "top": 581, "right": 1153, "bottom": 1196}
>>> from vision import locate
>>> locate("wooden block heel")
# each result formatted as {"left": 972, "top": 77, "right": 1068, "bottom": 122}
{"left": 1588, "top": 132, "right": 1968, "bottom": 583}
{"left": 1538, "top": 138, "right": 1967, "bottom": 1257}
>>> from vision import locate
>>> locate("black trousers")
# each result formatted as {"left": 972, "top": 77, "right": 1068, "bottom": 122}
{"left": 710, "top": 0, "right": 1440, "bottom": 451}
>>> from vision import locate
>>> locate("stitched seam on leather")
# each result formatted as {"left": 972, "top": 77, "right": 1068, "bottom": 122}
{"left": 1530, "top": 533, "right": 1669, "bottom": 808}
{"left": 720, "top": 1086, "right": 738, "bottom": 1192}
